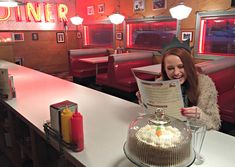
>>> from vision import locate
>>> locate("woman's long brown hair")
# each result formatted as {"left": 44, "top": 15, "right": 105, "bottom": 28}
{"left": 161, "top": 48, "right": 199, "bottom": 106}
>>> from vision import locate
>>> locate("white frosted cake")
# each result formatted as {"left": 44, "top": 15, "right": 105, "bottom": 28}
{"left": 127, "top": 124, "right": 192, "bottom": 166}
{"left": 136, "top": 124, "right": 181, "bottom": 147}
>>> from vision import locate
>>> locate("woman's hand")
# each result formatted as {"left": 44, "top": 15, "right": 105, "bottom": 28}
{"left": 181, "top": 106, "right": 201, "bottom": 119}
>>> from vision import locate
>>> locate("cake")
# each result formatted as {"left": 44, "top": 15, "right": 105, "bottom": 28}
{"left": 127, "top": 124, "right": 192, "bottom": 166}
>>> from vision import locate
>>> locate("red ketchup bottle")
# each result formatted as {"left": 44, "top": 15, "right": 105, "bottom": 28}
{"left": 71, "top": 110, "right": 84, "bottom": 152}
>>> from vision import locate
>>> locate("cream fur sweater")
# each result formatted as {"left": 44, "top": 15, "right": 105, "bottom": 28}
{"left": 197, "top": 74, "right": 221, "bottom": 130}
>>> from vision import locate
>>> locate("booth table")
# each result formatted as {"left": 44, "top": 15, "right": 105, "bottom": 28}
{"left": 132, "top": 64, "right": 161, "bottom": 76}
{"left": 0, "top": 60, "right": 235, "bottom": 167}
{"left": 79, "top": 56, "right": 108, "bottom": 75}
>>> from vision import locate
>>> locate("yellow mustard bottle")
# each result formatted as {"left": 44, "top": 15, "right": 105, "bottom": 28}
{"left": 61, "top": 107, "right": 73, "bottom": 143}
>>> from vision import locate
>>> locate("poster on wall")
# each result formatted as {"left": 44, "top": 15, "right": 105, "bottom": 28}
{"left": 134, "top": 0, "right": 145, "bottom": 12}
{"left": 181, "top": 31, "right": 193, "bottom": 42}
{"left": 56, "top": 32, "right": 65, "bottom": 43}
{"left": 77, "top": 31, "right": 82, "bottom": 39}
{"left": 116, "top": 32, "right": 123, "bottom": 40}
{"left": 12, "top": 33, "right": 24, "bottom": 42}
{"left": 32, "top": 33, "right": 39, "bottom": 40}
{"left": 98, "top": 3, "right": 105, "bottom": 13}
{"left": 87, "top": 6, "right": 95, "bottom": 15}
{"left": 152, "top": 0, "right": 167, "bottom": 10}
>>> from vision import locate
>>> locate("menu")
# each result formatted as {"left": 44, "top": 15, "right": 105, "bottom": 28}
{"left": 136, "top": 77, "right": 185, "bottom": 121}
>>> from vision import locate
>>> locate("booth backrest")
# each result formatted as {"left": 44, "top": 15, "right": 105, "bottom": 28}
{"left": 209, "top": 66, "right": 235, "bottom": 95}
{"left": 196, "top": 57, "right": 235, "bottom": 95}
{"left": 108, "top": 52, "right": 154, "bottom": 80}
{"left": 69, "top": 48, "right": 108, "bottom": 56}
{"left": 196, "top": 57, "right": 235, "bottom": 74}
{"left": 68, "top": 48, "right": 109, "bottom": 78}
{"left": 195, "top": 57, "right": 235, "bottom": 124}
{"left": 112, "top": 52, "right": 154, "bottom": 62}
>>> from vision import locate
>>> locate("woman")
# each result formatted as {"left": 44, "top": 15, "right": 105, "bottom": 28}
{"left": 161, "top": 47, "right": 220, "bottom": 130}
{"left": 137, "top": 43, "right": 221, "bottom": 130}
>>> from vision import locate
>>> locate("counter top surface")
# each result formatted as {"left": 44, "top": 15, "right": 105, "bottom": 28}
{"left": 1, "top": 60, "right": 235, "bottom": 167}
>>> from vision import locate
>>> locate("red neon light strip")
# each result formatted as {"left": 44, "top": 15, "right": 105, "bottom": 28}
{"left": 126, "top": 24, "right": 130, "bottom": 47}
{"left": 199, "top": 20, "right": 205, "bottom": 53}
{"left": 84, "top": 26, "right": 88, "bottom": 45}
{"left": 87, "top": 27, "right": 90, "bottom": 45}
{"left": 202, "top": 20, "right": 206, "bottom": 53}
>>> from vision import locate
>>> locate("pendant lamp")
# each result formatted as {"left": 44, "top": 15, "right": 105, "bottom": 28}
{"left": 70, "top": 16, "right": 84, "bottom": 25}
{"left": 108, "top": 0, "right": 125, "bottom": 24}
{"left": 70, "top": 0, "right": 83, "bottom": 26}
{"left": 0, "top": 0, "right": 20, "bottom": 7}
{"left": 169, "top": 1, "right": 192, "bottom": 20}
{"left": 108, "top": 13, "right": 125, "bottom": 25}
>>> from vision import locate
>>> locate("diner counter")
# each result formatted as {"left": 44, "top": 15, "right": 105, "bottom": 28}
{"left": 1, "top": 60, "right": 235, "bottom": 167}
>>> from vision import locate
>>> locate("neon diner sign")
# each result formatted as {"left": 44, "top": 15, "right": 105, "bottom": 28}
{"left": 0, "top": 2, "right": 68, "bottom": 23}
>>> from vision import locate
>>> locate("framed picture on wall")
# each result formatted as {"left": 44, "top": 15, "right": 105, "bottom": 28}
{"left": 56, "top": 32, "right": 65, "bottom": 43}
{"left": 152, "top": 0, "right": 167, "bottom": 10}
{"left": 181, "top": 31, "right": 193, "bottom": 42}
{"left": 12, "top": 33, "right": 24, "bottom": 42}
{"left": 134, "top": 0, "right": 145, "bottom": 12}
{"left": 116, "top": 32, "right": 123, "bottom": 40}
{"left": 15, "top": 57, "right": 23, "bottom": 65}
{"left": 98, "top": 3, "right": 105, "bottom": 13}
{"left": 77, "top": 31, "right": 82, "bottom": 39}
{"left": 87, "top": 6, "right": 94, "bottom": 15}
{"left": 32, "top": 33, "right": 39, "bottom": 40}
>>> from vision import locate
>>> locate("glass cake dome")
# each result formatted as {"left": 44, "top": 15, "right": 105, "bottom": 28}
{"left": 124, "top": 111, "right": 195, "bottom": 167}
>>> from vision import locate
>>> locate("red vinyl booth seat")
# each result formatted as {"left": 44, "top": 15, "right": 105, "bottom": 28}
{"left": 68, "top": 48, "right": 109, "bottom": 78}
{"left": 196, "top": 57, "right": 235, "bottom": 124}
{"left": 96, "top": 52, "right": 155, "bottom": 93}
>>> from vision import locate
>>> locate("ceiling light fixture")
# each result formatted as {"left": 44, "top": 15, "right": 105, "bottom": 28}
{"left": 70, "top": 16, "right": 84, "bottom": 25}
{"left": 108, "top": 13, "right": 125, "bottom": 25}
{"left": 169, "top": 1, "right": 192, "bottom": 20}
{"left": 108, "top": 0, "right": 125, "bottom": 24}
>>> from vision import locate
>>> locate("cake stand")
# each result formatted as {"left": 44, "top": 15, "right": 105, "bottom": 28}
{"left": 123, "top": 142, "right": 196, "bottom": 167}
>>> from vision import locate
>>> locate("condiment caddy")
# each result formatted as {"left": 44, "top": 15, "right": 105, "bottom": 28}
{"left": 44, "top": 100, "right": 84, "bottom": 153}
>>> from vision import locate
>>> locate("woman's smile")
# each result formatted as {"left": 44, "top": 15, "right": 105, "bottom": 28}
{"left": 164, "top": 55, "right": 187, "bottom": 84}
